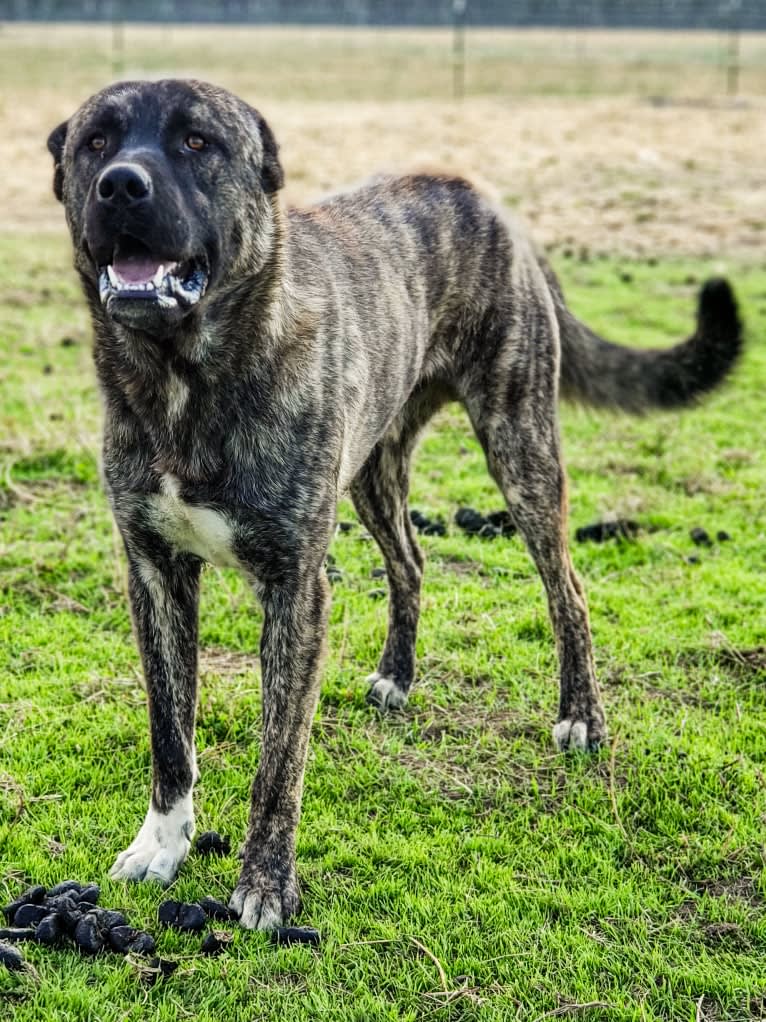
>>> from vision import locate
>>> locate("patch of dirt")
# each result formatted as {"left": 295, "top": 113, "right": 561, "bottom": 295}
{"left": 701, "top": 921, "right": 749, "bottom": 949}
{"left": 199, "top": 648, "right": 259, "bottom": 678}
{"left": 681, "top": 646, "right": 766, "bottom": 680}
{"left": 691, "top": 876, "right": 764, "bottom": 907}
{"left": 435, "top": 556, "right": 490, "bottom": 577}
{"left": 5, "top": 63, "right": 766, "bottom": 262}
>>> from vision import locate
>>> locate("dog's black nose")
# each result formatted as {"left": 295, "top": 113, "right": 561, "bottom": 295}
{"left": 96, "top": 163, "right": 152, "bottom": 206}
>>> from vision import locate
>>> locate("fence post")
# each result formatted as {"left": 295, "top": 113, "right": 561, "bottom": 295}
{"left": 453, "top": 0, "right": 466, "bottom": 101}
{"left": 721, "top": 0, "right": 742, "bottom": 96}
{"left": 111, "top": 0, "right": 125, "bottom": 79}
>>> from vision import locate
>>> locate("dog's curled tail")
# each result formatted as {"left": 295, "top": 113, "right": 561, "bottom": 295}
{"left": 544, "top": 264, "right": 742, "bottom": 413}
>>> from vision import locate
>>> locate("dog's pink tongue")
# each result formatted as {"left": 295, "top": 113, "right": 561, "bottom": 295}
{"left": 112, "top": 255, "right": 163, "bottom": 285}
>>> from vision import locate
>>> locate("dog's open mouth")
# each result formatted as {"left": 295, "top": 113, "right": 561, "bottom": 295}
{"left": 98, "top": 236, "right": 209, "bottom": 311}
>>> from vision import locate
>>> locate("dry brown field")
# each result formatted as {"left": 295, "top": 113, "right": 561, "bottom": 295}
{"left": 2, "top": 23, "right": 764, "bottom": 259}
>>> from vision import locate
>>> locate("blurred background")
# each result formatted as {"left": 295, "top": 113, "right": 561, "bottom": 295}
{"left": 1, "top": 3, "right": 764, "bottom": 261}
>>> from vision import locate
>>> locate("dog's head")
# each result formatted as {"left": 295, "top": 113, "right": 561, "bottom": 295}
{"left": 48, "top": 79, "right": 284, "bottom": 336}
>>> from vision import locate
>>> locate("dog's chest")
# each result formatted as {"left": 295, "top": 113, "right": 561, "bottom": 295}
{"left": 148, "top": 474, "right": 239, "bottom": 569}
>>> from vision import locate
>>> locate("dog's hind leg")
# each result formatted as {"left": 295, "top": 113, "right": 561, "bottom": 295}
{"left": 350, "top": 391, "right": 440, "bottom": 711}
{"left": 109, "top": 550, "right": 201, "bottom": 884}
{"left": 463, "top": 315, "right": 607, "bottom": 752}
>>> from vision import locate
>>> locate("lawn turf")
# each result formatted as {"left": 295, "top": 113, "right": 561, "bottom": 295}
{"left": 0, "top": 236, "right": 764, "bottom": 1020}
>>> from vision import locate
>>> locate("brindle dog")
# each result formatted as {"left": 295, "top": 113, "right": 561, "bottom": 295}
{"left": 47, "top": 79, "right": 741, "bottom": 929}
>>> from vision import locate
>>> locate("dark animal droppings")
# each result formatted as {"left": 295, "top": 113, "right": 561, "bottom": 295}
{"left": 716, "top": 530, "right": 731, "bottom": 542}
{"left": 3, "top": 885, "right": 46, "bottom": 921}
{"left": 422, "top": 521, "right": 447, "bottom": 536}
{"left": 200, "top": 931, "right": 233, "bottom": 956}
{"left": 45, "top": 894, "right": 79, "bottom": 915}
{"left": 410, "top": 510, "right": 430, "bottom": 530}
{"left": 199, "top": 895, "right": 233, "bottom": 921}
{"left": 158, "top": 900, "right": 206, "bottom": 932}
{"left": 13, "top": 904, "right": 49, "bottom": 928}
{"left": 485, "top": 510, "right": 516, "bottom": 537}
{"left": 0, "top": 942, "right": 25, "bottom": 972}
{"left": 270, "top": 926, "right": 321, "bottom": 947}
{"left": 75, "top": 885, "right": 101, "bottom": 905}
{"left": 35, "top": 914, "right": 63, "bottom": 945}
{"left": 107, "top": 926, "right": 135, "bottom": 954}
{"left": 47, "top": 880, "right": 82, "bottom": 897}
{"left": 195, "top": 831, "right": 231, "bottom": 857}
{"left": 158, "top": 900, "right": 181, "bottom": 927}
{"left": 143, "top": 957, "right": 179, "bottom": 986}
{"left": 96, "top": 909, "right": 128, "bottom": 930}
{"left": 177, "top": 904, "right": 206, "bottom": 932}
{"left": 455, "top": 507, "right": 486, "bottom": 535}
{"left": 575, "top": 520, "right": 639, "bottom": 543}
{"left": 73, "top": 913, "right": 105, "bottom": 954}
{"left": 690, "top": 526, "right": 713, "bottom": 547}
{"left": 128, "top": 931, "right": 156, "bottom": 956}
{"left": 0, "top": 928, "right": 36, "bottom": 942}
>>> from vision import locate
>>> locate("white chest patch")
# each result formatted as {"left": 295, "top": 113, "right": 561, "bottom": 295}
{"left": 148, "top": 474, "right": 239, "bottom": 569}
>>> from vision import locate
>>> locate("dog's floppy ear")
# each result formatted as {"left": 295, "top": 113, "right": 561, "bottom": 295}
{"left": 47, "top": 120, "right": 68, "bottom": 203}
{"left": 250, "top": 108, "right": 284, "bottom": 194}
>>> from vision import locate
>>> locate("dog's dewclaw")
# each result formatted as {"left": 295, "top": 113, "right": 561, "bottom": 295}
{"left": 270, "top": 926, "right": 321, "bottom": 947}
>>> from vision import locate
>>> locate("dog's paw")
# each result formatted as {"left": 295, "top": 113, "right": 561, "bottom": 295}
{"left": 366, "top": 672, "right": 408, "bottom": 711}
{"left": 552, "top": 710, "right": 607, "bottom": 753}
{"left": 109, "top": 797, "right": 194, "bottom": 885}
{"left": 229, "top": 867, "right": 300, "bottom": 931}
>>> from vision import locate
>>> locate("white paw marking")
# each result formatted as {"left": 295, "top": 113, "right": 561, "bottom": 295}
{"left": 552, "top": 718, "right": 591, "bottom": 752}
{"left": 109, "top": 793, "right": 194, "bottom": 885}
{"left": 366, "top": 672, "right": 408, "bottom": 711}
{"left": 229, "top": 886, "right": 284, "bottom": 931}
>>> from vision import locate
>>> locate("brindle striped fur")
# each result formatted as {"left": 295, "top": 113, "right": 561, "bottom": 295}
{"left": 47, "top": 80, "right": 741, "bottom": 929}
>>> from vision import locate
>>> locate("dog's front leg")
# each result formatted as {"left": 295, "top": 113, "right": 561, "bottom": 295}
{"left": 110, "top": 549, "right": 201, "bottom": 884}
{"left": 230, "top": 569, "right": 330, "bottom": 929}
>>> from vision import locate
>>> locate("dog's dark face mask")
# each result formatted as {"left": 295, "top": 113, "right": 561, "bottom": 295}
{"left": 48, "top": 79, "right": 284, "bottom": 337}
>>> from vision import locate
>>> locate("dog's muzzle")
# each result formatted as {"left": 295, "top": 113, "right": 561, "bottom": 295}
{"left": 97, "top": 237, "right": 209, "bottom": 315}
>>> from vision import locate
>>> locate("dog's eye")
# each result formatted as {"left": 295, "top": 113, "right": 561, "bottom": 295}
{"left": 88, "top": 134, "right": 107, "bottom": 152}
{"left": 185, "top": 134, "right": 207, "bottom": 152}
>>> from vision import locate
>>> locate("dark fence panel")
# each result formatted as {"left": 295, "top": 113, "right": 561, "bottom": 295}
{"left": 0, "top": 0, "right": 763, "bottom": 29}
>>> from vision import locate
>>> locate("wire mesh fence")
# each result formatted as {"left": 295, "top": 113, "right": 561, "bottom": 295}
{"left": 2, "top": 3, "right": 765, "bottom": 101}
{"left": 1, "top": 0, "right": 765, "bottom": 29}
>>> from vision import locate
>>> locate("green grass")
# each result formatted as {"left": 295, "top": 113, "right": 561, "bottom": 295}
{"left": 1, "top": 235, "right": 765, "bottom": 1020}
{"left": 3, "top": 24, "right": 766, "bottom": 101}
